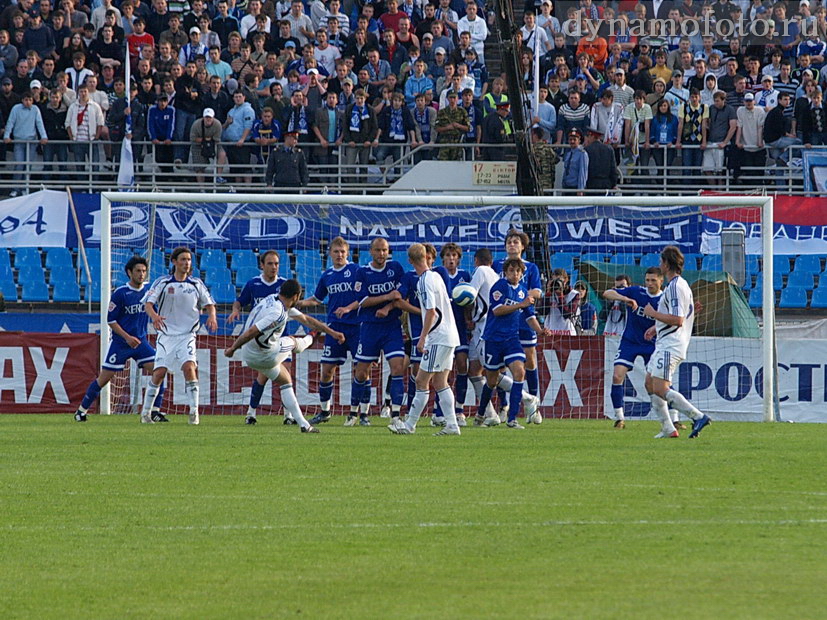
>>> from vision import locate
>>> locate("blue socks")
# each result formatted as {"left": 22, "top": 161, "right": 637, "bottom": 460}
{"left": 319, "top": 380, "right": 334, "bottom": 404}
{"left": 390, "top": 375, "right": 404, "bottom": 415}
{"left": 250, "top": 381, "right": 265, "bottom": 409}
{"left": 81, "top": 379, "right": 102, "bottom": 411}
{"left": 611, "top": 383, "right": 624, "bottom": 410}
{"left": 477, "top": 384, "right": 493, "bottom": 417}
{"left": 525, "top": 368, "right": 539, "bottom": 397}
{"left": 350, "top": 379, "right": 362, "bottom": 408}
{"left": 455, "top": 373, "right": 468, "bottom": 413}
{"left": 508, "top": 380, "right": 524, "bottom": 423}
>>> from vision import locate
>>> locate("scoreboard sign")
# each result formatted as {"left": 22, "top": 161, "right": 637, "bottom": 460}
{"left": 472, "top": 162, "right": 517, "bottom": 185}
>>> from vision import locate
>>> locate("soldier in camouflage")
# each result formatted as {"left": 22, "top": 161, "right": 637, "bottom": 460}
{"left": 435, "top": 91, "right": 470, "bottom": 161}
{"left": 531, "top": 126, "right": 560, "bottom": 191}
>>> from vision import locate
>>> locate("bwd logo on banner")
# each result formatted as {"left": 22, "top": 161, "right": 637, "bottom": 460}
{"left": 0, "top": 190, "right": 68, "bottom": 247}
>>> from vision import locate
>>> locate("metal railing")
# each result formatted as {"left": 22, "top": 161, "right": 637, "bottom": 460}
{"left": 0, "top": 139, "right": 822, "bottom": 195}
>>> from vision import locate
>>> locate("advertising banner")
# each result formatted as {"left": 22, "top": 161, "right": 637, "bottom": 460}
{"left": 0, "top": 333, "right": 98, "bottom": 413}
{"left": 0, "top": 190, "right": 68, "bottom": 248}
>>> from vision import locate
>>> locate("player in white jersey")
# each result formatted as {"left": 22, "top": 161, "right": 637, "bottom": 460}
{"left": 140, "top": 247, "right": 217, "bottom": 425}
{"left": 602, "top": 274, "right": 630, "bottom": 336}
{"left": 643, "top": 245, "right": 712, "bottom": 439}
{"left": 466, "top": 248, "right": 502, "bottom": 425}
{"left": 224, "top": 279, "right": 345, "bottom": 431}
{"left": 389, "top": 243, "right": 461, "bottom": 435}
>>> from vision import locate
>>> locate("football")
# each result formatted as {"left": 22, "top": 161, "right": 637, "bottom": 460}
{"left": 451, "top": 283, "right": 477, "bottom": 307}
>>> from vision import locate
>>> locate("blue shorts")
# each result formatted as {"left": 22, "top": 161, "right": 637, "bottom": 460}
{"left": 519, "top": 320, "right": 537, "bottom": 348}
{"left": 456, "top": 323, "right": 469, "bottom": 354}
{"left": 355, "top": 321, "right": 405, "bottom": 363}
{"left": 102, "top": 338, "right": 155, "bottom": 371}
{"left": 409, "top": 327, "right": 423, "bottom": 363}
{"left": 614, "top": 339, "right": 655, "bottom": 370}
{"left": 320, "top": 322, "right": 360, "bottom": 365}
{"left": 483, "top": 337, "right": 526, "bottom": 371}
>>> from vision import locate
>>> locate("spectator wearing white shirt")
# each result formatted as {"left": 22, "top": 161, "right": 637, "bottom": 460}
{"left": 456, "top": 1, "right": 488, "bottom": 64}
{"left": 240, "top": 0, "right": 271, "bottom": 39}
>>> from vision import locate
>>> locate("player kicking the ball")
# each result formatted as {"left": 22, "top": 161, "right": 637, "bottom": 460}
{"left": 643, "top": 246, "right": 712, "bottom": 439}
{"left": 224, "top": 279, "right": 345, "bottom": 431}
{"left": 389, "top": 243, "right": 461, "bottom": 435}
{"left": 477, "top": 258, "right": 549, "bottom": 429}
{"left": 74, "top": 256, "right": 166, "bottom": 421}
{"left": 140, "top": 247, "right": 217, "bottom": 425}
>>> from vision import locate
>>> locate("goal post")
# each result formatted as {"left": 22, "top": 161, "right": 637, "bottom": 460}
{"left": 98, "top": 192, "right": 776, "bottom": 422}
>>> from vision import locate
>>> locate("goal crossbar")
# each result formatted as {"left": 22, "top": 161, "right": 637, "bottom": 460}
{"left": 98, "top": 192, "right": 775, "bottom": 422}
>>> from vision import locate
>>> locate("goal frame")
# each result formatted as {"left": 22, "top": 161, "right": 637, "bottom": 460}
{"left": 99, "top": 192, "right": 776, "bottom": 421}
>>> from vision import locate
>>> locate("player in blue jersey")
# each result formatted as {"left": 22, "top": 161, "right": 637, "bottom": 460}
{"left": 227, "top": 250, "right": 287, "bottom": 323}
{"left": 227, "top": 249, "right": 294, "bottom": 423}
{"left": 492, "top": 230, "right": 544, "bottom": 403}
{"left": 602, "top": 267, "right": 666, "bottom": 429}
{"left": 477, "top": 258, "right": 549, "bottom": 429}
{"left": 335, "top": 237, "right": 407, "bottom": 425}
{"left": 74, "top": 256, "right": 166, "bottom": 422}
{"left": 294, "top": 237, "right": 365, "bottom": 426}
{"left": 432, "top": 242, "right": 472, "bottom": 426}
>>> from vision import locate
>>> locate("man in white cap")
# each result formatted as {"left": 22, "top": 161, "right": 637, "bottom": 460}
{"left": 735, "top": 92, "right": 766, "bottom": 182}
{"left": 179, "top": 26, "right": 208, "bottom": 65}
{"left": 190, "top": 107, "right": 228, "bottom": 183}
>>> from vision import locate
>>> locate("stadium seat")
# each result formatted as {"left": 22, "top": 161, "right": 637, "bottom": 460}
{"left": 701, "top": 254, "right": 723, "bottom": 271}
{"left": 235, "top": 266, "right": 260, "bottom": 287}
{"left": 112, "top": 271, "right": 129, "bottom": 287}
{"left": 230, "top": 250, "right": 258, "bottom": 271}
{"left": 14, "top": 247, "right": 41, "bottom": 269}
{"left": 199, "top": 249, "right": 226, "bottom": 271}
{"left": 745, "top": 255, "right": 760, "bottom": 275}
{"left": 0, "top": 272, "right": 17, "bottom": 300}
{"left": 0, "top": 248, "right": 10, "bottom": 271}
{"left": 550, "top": 253, "right": 574, "bottom": 272}
{"left": 52, "top": 279, "right": 80, "bottom": 302}
{"left": 491, "top": 251, "right": 507, "bottom": 264}
{"left": 640, "top": 252, "right": 660, "bottom": 267}
{"left": 794, "top": 255, "right": 822, "bottom": 275}
{"left": 211, "top": 282, "right": 237, "bottom": 304}
{"left": 787, "top": 271, "right": 815, "bottom": 290}
{"left": 87, "top": 281, "right": 101, "bottom": 303}
{"left": 773, "top": 255, "right": 793, "bottom": 275}
{"left": 295, "top": 262, "right": 318, "bottom": 294}
{"left": 683, "top": 253, "right": 702, "bottom": 269}
{"left": 111, "top": 249, "right": 135, "bottom": 273}
{"left": 610, "top": 253, "right": 637, "bottom": 266}
{"left": 748, "top": 283, "right": 763, "bottom": 309}
{"left": 203, "top": 266, "right": 232, "bottom": 285}
{"left": 18, "top": 265, "right": 46, "bottom": 284}
{"left": 48, "top": 263, "right": 76, "bottom": 284}
{"left": 811, "top": 286, "right": 827, "bottom": 308}
{"left": 79, "top": 263, "right": 101, "bottom": 286}
{"left": 141, "top": 249, "right": 165, "bottom": 270}
{"left": 779, "top": 286, "right": 808, "bottom": 309}
{"left": 742, "top": 275, "right": 754, "bottom": 290}
{"left": 45, "top": 248, "right": 72, "bottom": 270}
{"left": 580, "top": 253, "right": 604, "bottom": 263}
{"left": 459, "top": 251, "right": 475, "bottom": 274}
{"left": 21, "top": 280, "right": 50, "bottom": 302}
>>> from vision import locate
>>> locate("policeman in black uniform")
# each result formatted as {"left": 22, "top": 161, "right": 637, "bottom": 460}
{"left": 265, "top": 130, "right": 309, "bottom": 189}
{"left": 479, "top": 99, "right": 513, "bottom": 161}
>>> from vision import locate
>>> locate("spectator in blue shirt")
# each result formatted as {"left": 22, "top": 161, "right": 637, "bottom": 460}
{"left": 562, "top": 128, "right": 588, "bottom": 192}
{"left": 3, "top": 90, "right": 47, "bottom": 193}
{"left": 222, "top": 89, "right": 255, "bottom": 184}
{"left": 574, "top": 282, "right": 597, "bottom": 335}
{"left": 403, "top": 58, "right": 433, "bottom": 107}
{"left": 147, "top": 94, "right": 176, "bottom": 180}
{"left": 649, "top": 98, "right": 678, "bottom": 176}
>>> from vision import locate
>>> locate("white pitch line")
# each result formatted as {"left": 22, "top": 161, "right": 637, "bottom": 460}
{"left": 4, "top": 519, "right": 827, "bottom": 533}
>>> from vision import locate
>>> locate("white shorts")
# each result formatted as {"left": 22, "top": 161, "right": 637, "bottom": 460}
{"left": 154, "top": 333, "right": 197, "bottom": 371}
{"left": 646, "top": 348, "right": 684, "bottom": 383}
{"left": 469, "top": 330, "right": 484, "bottom": 362}
{"left": 420, "top": 343, "right": 455, "bottom": 373}
{"left": 702, "top": 147, "right": 724, "bottom": 172}
{"left": 241, "top": 336, "right": 302, "bottom": 381}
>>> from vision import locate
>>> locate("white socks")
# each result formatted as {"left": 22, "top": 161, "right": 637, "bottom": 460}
{"left": 436, "top": 387, "right": 459, "bottom": 429}
{"left": 141, "top": 381, "right": 161, "bottom": 417}
{"left": 650, "top": 393, "right": 674, "bottom": 431}
{"left": 185, "top": 380, "right": 199, "bottom": 414}
{"left": 665, "top": 389, "right": 703, "bottom": 421}
{"left": 280, "top": 384, "right": 310, "bottom": 429}
{"left": 406, "top": 389, "right": 429, "bottom": 429}
{"left": 614, "top": 407, "right": 625, "bottom": 421}
{"left": 246, "top": 406, "right": 257, "bottom": 418}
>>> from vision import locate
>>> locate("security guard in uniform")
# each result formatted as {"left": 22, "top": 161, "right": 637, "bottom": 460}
{"left": 480, "top": 99, "right": 513, "bottom": 160}
{"left": 265, "top": 130, "right": 309, "bottom": 189}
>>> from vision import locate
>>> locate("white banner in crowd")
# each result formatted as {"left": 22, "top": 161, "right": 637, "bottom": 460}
{"left": 0, "top": 190, "right": 68, "bottom": 247}
{"left": 604, "top": 337, "right": 827, "bottom": 423}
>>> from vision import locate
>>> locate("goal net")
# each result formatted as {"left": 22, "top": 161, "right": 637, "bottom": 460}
{"left": 96, "top": 194, "right": 776, "bottom": 423}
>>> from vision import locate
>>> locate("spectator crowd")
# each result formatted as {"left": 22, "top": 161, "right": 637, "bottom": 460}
{"left": 0, "top": 0, "right": 825, "bottom": 191}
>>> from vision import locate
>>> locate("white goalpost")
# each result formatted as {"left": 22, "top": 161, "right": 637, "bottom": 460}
{"left": 97, "top": 192, "right": 776, "bottom": 422}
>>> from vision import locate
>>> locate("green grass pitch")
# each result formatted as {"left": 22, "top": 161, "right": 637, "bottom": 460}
{"left": 1, "top": 414, "right": 825, "bottom": 619}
